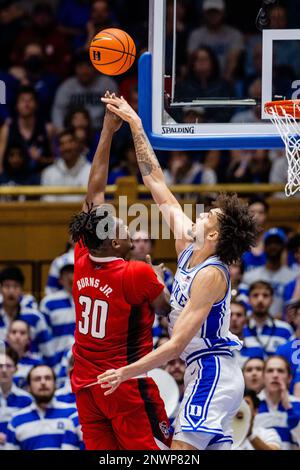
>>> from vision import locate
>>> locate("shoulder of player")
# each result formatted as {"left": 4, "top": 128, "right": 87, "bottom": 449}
{"left": 126, "top": 260, "right": 152, "bottom": 273}
{"left": 195, "top": 265, "right": 225, "bottom": 282}
{"left": 124, "top": 260, "right": 159, "bottom": 286}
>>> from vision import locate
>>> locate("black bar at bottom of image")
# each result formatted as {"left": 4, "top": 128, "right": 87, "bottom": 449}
{"left": 0, "top": 450, "right": 295, "bottom": 467}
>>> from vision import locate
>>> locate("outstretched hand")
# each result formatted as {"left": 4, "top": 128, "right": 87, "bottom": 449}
{"left": 146, "top": 254, "right": 165, "bottom": 284}
{"left": 103, "top": 91, "right": 123, "bottom": 133}
{"left": 101, "top": 94, "right": 141, "bottom": 126}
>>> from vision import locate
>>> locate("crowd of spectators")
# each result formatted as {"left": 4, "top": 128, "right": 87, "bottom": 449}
{"left": 0, "top": 0, "right": 299, "bottom": 193}
{"left": 1, "top": 0, "right": 300, "bottom": 452}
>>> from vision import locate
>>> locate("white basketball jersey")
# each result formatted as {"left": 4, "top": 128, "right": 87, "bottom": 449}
{"left": 168, "top": 245, "right": 242, "bottom": 366}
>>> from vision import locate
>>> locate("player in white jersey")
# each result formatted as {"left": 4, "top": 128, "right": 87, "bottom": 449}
{"left": 98, "top": 95, "right": 258, "bottom": 450}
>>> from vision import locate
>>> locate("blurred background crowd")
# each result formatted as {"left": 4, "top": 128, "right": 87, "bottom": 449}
{"left": 0, "top": 0, "right": 300, "bottom": 192}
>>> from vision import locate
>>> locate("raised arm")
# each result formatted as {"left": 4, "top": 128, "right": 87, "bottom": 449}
{"left": 97, "top": 266, "right": 227, "bottom": 394}
{"left": 83, "top": 92, "right": 122, "bottom": 211}
{"left": 101, "top": 95, "right": 193, "bottom": 254}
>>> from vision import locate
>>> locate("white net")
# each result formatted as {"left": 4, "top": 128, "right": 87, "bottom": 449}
{"left": 266, "top": 101, "right": 300, "bottom": 197}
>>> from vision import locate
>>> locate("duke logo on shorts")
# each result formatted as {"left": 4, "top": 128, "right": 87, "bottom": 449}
{"left": 168, "top": 245, "right": 245, "bottom": 450}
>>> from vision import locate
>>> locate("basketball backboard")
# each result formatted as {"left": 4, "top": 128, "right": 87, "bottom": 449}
{"left": 138, "top": 0, "right": 300, "bottom": 150}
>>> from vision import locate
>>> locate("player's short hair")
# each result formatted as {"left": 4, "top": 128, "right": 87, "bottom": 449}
{"left": 27, "top": 365, "right": 56, "bottom": 385}
{"left": 0, "top": 266, "right": 25, "bottom": 286}
{"left": 264, "top": 355, "right": 292, "bottom": 376}
{"left": 215, "top": 194, "right": 259, "bottom": 265}
{"left": 249, "top": 280, "right": 274, "bottom": 296}
{"left": 69, "top": 203, "right": 116, "bottom": 251}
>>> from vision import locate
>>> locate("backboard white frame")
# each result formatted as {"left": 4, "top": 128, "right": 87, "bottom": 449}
{"left": 262, "top": 29, "right": 300, "bottom": 119}
{"left": 145, "top": 0, "right": 292, "bottom": 149}
{"left": 149, "top": 0, "right": 279, "bottom": 138}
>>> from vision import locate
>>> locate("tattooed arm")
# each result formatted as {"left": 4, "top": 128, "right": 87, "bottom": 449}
{"left": 84, "top": 92, "right": 122, "bottom": 211}
{"left": 101, "top": 95, "right": 193, "bottom": 254}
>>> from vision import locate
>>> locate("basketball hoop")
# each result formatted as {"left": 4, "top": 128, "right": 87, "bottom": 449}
{"left": 265, "top": 100, "right": 300, "bottom": 197}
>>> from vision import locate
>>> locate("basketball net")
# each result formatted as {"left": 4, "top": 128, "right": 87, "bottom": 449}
{"left": 265, "top": 100, "right": 300, "bottom": 197}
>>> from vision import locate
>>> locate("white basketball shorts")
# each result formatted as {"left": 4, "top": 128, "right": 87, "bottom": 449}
{"left": 173, "top": 353, "right": 244, "bottom": 450}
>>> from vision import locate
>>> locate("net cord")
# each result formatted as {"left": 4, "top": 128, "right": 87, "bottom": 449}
{"left": 267, "top": 102, "right": 300, "bottom": 197}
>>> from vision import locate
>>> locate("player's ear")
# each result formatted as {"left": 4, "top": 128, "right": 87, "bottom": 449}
{"left": 207, "top": 230, "right": 219, "bottom": 242}
{"left": 111, "top": 239, "right": 120, "bottom": 249}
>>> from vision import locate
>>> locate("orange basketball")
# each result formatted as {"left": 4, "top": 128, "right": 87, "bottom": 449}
{"left": 89, "top": 28, "right": 136, "bottom": 76}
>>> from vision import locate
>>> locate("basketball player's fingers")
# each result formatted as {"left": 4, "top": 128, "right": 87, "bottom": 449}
{"left": 107, "top": 104, "right": 127, "bottom": 118}
{"left": 100, "top": 382, "right": 114, "bottom": 389}
{"left": 101, "top": 381, "right": 119, "bottom": 395}
{"left": 101, "top": 97, "right": 119, "bottom": 106}
{"left": 97, "top": 375, "right": 115, "bottom": 384}
{"left": 101, "top": 96, "right": 122, "bottom": 105}
{"left": 97, "top": 370, "right": 116, "bottom": 382}
{"left": 106, "top": 104, "right": 125, "bottom": 119}
{"left": 104, "top": 387, "right": 117, "bottom": 396}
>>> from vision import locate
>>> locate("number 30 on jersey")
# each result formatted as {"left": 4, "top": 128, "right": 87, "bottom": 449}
{"left": 78, "top": 295, "right": 108, "bottom": 339}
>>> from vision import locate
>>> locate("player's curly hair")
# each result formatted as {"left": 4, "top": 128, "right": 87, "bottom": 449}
{"left": 69, "top": 203, "right": 115, "bottom": 251}
{"left": 215, "top": 194, "right": 259, "bottom": 266}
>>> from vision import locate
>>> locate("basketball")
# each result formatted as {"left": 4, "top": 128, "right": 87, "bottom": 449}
{"left": 89, "top": 28, "right": 136, "bottom": 76}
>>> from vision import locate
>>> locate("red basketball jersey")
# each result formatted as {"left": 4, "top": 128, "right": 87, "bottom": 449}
{"left": 71, "top": 243, "right": 164, "bottom": 393}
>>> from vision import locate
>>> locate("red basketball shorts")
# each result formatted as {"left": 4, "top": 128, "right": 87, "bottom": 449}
{"left": 75, "top": 377, "right": 171, "bottom": 450}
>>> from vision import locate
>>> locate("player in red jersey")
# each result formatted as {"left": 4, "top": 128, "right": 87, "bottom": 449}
{"left": 68, "top": 93, "right": 171, "bottom": 450}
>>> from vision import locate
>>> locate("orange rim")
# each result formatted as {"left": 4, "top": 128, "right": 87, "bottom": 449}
{"left": 265, "top": 100, "right": 300, "bottom": 119}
